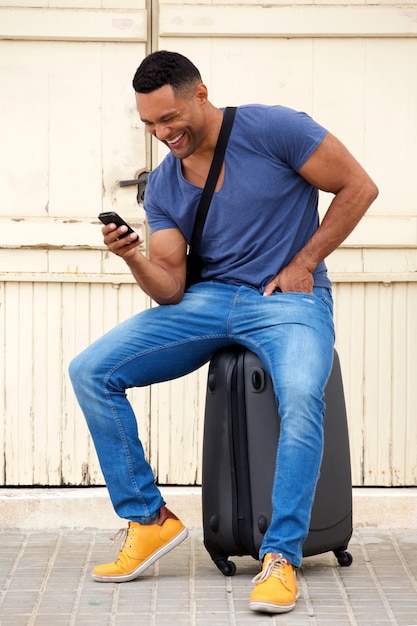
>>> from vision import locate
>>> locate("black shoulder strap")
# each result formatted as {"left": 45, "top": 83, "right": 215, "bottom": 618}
{"left": 190, "top": 106, "right": 237, "bottom": 249}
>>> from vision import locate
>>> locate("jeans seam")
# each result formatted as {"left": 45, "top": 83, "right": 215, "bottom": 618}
{"left": 103, "top": 334, "right": 234, "bottom": 380}
{"left": 103, "top": 383, "right": 152, "bottom": 518}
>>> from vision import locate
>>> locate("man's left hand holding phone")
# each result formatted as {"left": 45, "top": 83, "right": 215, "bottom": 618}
{"left": 98, "top": 211, "right": 144, "bottom": 259}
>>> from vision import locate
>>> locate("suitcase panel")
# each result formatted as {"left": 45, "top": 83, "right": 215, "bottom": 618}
{"left": 304, "top": 351, "right": 352, "bottom": 556}
{"left": 202, "top": 346, "right": 352, "bottom": 571}
{"left": 202, "top": 348, "right": 248, "bottom": 563}
{"left": 240, "top": 350, "right": 280, "bottom": 554}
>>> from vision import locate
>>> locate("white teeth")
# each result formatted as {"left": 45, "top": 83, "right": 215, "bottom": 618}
{"left": 168, "top": 132, "right": 184, "bottom": 145}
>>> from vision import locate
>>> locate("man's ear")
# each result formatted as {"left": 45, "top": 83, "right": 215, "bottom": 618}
{"left": 194, "top": 83, "right": 208, "bottom": 105}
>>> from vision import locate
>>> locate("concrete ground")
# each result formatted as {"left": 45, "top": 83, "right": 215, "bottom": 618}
{"left": 0, "top": 488, "right": 416, "bottom": 625}
{"left": 1, "top": 528, "right": 417, "bottom": 625}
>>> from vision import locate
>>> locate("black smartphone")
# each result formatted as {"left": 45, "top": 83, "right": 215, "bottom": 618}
{"left": 98, "top": 211, "right": 137, "bottom": 240}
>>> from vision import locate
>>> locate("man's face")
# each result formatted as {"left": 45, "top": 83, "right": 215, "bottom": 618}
{"left": 135, "top": 84, "right": 206, "bottom": 160}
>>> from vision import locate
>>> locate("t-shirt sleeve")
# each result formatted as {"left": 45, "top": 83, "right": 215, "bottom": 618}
{"left": 143, "top": 167, "right": 180, "bottom": 234}
{"left": 266, "top": 106, "right": 328, "bottom": 172}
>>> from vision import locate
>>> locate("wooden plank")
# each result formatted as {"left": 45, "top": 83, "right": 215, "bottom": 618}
{"left": 0, "top": 8, "right": 147, "bottom": 42}
{"left": 0, "top": 283, "right": 5, "bottom": 483}
{"left": 151, "top": 366, "right": 207, "bottom": 485}
{"left": 364, "top": 39, "right": 417, "bottom": 217}
{"left": 32, "top": 283, "right": 63, "bottom": 484}
{"left": 0, "top": 42, "right": 49, "bottom": 216}
{"left": 390, "top": 283, "right": 408, "bottom": 485}
{"left": 0, "top": 39, "right": 147, "bottom": 223}
{"left": 333, "top": 282, "right": 366, "bottom": 486}
{"left": 403, "top": 284, "right": 417, "bottom": 485}
{"left": 313, "top": 38, "right": 366, "bottom": 159}
{"left": 4, "top": 283, "right": 35, "bottom": 484}
{"left": 60, "top": 282, "right": 93, "bottom": 485}
{"left": 159, "top": 5, "right": 417, "bottom": 38}
{"left": 363, "top": 283, "right": 393, "bottom": 486}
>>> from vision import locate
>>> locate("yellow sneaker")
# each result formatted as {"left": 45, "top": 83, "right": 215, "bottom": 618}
{"left": 92, "top": 506, "right": 188, "bottom": 582}
{"left": 249, "top": 553, "right": 298, "bottom": 613}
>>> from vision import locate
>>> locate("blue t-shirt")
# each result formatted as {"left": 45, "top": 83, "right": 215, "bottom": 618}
{"left": 144, "top": 104, "right": 330, "bottom": 292}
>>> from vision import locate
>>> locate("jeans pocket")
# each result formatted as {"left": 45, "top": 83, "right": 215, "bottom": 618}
{"left": 312, "top": 287, "right": 334, "bottom": 317}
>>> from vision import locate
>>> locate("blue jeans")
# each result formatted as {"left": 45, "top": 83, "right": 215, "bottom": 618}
{"left": 69, "top": 282, "right": 334, "bottom": 567}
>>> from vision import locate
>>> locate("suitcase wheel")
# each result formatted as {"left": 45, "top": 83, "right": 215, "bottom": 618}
{"left": 334, "top": 549, "right": 353, "bottom": 567}
{"left": 214, "top": 558, "right": 237, "bottom": 576}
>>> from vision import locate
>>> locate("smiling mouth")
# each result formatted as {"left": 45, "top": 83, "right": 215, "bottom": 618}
{"left": 167, "top": 132, "right": 185, "bottom": 146}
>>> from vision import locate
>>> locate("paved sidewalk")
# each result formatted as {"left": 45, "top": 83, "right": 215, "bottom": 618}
{"left": 0, "top": 528, "right": 416, "bottom": 625}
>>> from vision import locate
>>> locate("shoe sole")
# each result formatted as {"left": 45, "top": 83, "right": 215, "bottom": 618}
{"left": 92, "top": 526, "right": 189, "bottom": 583}
{"left": 249, "top": 600, "right": 295, "bottom": 614}
{"left": 249, "top": 592, "right": 299, "bottom": 614}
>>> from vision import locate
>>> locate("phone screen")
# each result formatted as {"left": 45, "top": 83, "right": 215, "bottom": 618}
{"left": 98, "top": 212, "right": 137, "bottom": 239}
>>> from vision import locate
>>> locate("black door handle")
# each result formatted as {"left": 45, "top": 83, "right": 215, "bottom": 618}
{"left": 119, "top": 170, "right": 149, "bottom": 204}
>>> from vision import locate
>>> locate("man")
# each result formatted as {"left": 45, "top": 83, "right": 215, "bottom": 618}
{"left": 70, "top": 50, "right": 377, "bottom": 614}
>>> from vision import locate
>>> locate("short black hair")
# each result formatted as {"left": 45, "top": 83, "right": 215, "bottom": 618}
{"left": 132, "top": 51, "right": 202, "bottom": 96}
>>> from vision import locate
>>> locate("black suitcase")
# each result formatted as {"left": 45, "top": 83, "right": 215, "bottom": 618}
{"left": 202, "top": 345, "right": 353, "bottom": 576}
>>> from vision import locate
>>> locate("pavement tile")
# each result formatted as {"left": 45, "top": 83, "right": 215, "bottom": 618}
{"left": 1, "top": 528, "right": 417, "bottom": 625}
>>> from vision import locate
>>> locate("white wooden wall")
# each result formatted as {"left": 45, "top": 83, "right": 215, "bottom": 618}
{"left": 1, "top": 1, "right": 416, "bottom": 487}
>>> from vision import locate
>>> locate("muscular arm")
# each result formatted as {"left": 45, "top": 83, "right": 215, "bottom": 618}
{"left": 102, "top": 223, "right": 187, "bottom": 305}
{"left": 264, "top": 133, "right": 379, "bottom": 295}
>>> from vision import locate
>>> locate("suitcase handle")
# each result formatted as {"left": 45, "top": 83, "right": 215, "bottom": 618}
{"left": 251, "top": 367, "right": 266, "bottom": 393}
